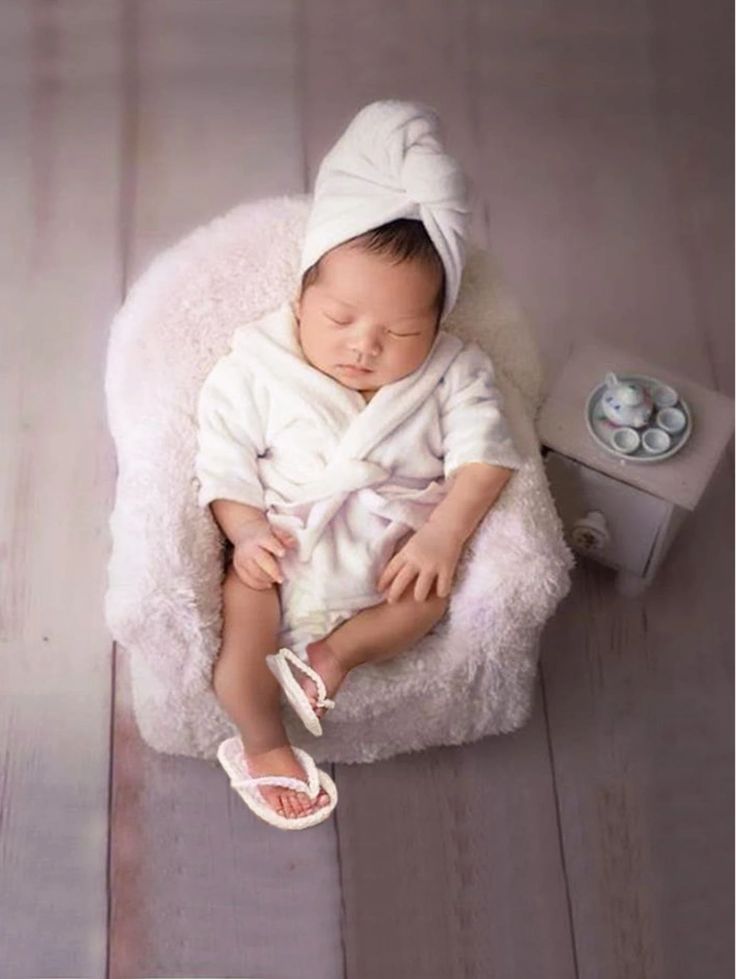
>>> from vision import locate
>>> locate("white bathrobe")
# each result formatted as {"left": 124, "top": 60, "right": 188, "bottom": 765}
{"left": 194, "top": 300, "right": 524, "bottom": 655}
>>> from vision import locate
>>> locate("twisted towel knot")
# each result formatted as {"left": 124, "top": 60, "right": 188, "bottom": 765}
{"left": 401, "top": 144, "right": 466, "bottom": 208}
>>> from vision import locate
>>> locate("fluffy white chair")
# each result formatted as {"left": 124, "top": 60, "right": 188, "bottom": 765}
{"left": 103, "top": 194, "right": 575, "bottom": 765}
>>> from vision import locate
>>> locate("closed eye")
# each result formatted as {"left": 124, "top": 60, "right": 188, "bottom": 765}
{"left": 325, "top": 313, "right": 421, "bottom": 338}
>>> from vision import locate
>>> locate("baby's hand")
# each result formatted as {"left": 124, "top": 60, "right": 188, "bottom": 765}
{"left": 377, "top": 523, "right": 463, "bottom": 603}
{"left": 232, "top": 519, "right": 297, "bottom": 590}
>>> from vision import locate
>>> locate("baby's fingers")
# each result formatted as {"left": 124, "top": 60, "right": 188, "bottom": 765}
{"left": 377, "top": 555, "right": 401, "bottom": 592}
{"left": 413, "top": 571, "right": 437, "bottom": 603}
{"left": 254, "top": 547, "right": 283, "bottom": 584}
{"left": 260, "top": 534, "right": 288, "bottom": 559}
{"left": 248, "top": 555, "right": 275, "bottom": 585}
{"left": 436, "top": 571, "right": 452, "bottom": 598}
{"left": 386, "top": 565, "right": 417, "bottom": 604}
{"left": 271, "top": 527, "right": 297, "bottom": 549}
{"left": 233, "top": 556, "right": 271, "bottom": 589}
{"left": 239, "top": 568, "right": 271, "bottom": 590}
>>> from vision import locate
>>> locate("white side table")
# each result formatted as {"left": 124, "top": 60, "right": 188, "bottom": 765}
{"left": 536, "top": 338, "right": 735, "bottom": 596}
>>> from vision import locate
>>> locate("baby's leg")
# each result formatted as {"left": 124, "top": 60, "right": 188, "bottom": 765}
{"left": 212, "top": 564, "right": 329, "bottom": 818}
{"left": 211, "top": 565, "right": 284, "bottom": 752}
{"left": 299, "top": 591, "right": 449, "bottom": 717}
{"left": 322, "top": 589, "right": 450, "bottom": 672}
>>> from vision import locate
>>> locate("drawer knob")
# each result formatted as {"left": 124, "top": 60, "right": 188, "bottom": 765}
{"left": 571, "top": 510, "right": 610, "bottom": 552}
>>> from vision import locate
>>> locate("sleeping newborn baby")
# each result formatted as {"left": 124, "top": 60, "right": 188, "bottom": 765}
{"left": 194, "top": 101, "right": 524, "bottom": 826}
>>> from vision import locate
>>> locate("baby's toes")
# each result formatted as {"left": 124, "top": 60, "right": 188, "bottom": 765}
{"left": 275, "top": 792, "right": 291, "bottom": 816}
{"left": 265, "top": 787, "right": 287, "bottom": 816}
{"left": 277, "top": 790, "right": 297, "bottom": 818}
{"left": 301, "top": 678, "right": 317, "bottom": 706}
{"left": 270, "top": 788, "right": 327, "bottom": 817}
{"left": 296, "top": 791, "right": 316, "bottom": 814}
{"left": 291, "top": 790, "right": 316, "bottom": 817}
{"left": 286, "top": 791, "right": 306, "bottom": 818}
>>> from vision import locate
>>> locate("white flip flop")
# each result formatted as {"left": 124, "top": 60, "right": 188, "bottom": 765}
{"left": 265, "top": 646, "right": 335, "bottom": 737}
{"left": 216, "top": 736, "right": 337, "bottom": 830}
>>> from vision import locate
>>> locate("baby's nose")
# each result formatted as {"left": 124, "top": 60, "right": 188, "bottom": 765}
{"left": 352, "top": 337, "right": 381, "bottom": 358}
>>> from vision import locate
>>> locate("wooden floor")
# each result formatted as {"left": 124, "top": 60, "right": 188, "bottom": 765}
{"left": 1, "top": 2, "right": 732, "bottom": 977}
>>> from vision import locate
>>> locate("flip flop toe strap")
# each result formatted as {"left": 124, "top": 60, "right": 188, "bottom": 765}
{"left": 234, "top": 746, "right": 321, "bottom": 800}
{"left": 237, "top": 774, "right": 316, "bottom": 798}
{"left": 280, "top": 647, "right": 336, "bottom": 711}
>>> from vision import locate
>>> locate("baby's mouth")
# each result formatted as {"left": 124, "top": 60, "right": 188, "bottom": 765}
{"left": 339, "top": 364, "right": 374, "bottom": 375}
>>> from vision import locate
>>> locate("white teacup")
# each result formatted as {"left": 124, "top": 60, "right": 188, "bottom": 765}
{"left": 641, "top": 427, "right": 671, "bottom": 454}
{"left": 652, "top": 383, "right": 679, "bottom": 408}
{"left": 656, "top": 407, "right": 686, "bottom": 434}
{"left": 611, "top": 427, "right": 640, "bottom": 454}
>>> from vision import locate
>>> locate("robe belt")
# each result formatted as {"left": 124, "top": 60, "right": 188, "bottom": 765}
{"left": 283, "top": 458, "right": 391, "bottom": 506}
{"left": 270, "top": 458, "right": 391, "bottom": 563}
{"left": 268, "top": 458, "right": 443, "bottom": 563}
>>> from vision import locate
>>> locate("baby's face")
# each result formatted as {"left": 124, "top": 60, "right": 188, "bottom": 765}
{"left": 294, "top": 243, "right": 442, "bottom": 400}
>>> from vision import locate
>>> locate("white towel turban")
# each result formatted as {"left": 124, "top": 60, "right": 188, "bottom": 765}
{"left": 299, "top": 99, "right": 472, "bottom": 322}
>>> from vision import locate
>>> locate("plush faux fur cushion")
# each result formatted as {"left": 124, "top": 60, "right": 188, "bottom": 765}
{"left": 103, "top": 194, "right": 575, "bottom": 765}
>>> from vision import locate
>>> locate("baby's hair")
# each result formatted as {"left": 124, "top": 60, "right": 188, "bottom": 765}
{"left": 300, "top": 218, "right": 446, "bottom": 326}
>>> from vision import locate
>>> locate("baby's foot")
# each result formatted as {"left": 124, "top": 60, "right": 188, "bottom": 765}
{"left": 300, "top": 639, "right": 350, "bottom": 719}
{"left": 244, "top": 742, "right": 331, "bottom": 819}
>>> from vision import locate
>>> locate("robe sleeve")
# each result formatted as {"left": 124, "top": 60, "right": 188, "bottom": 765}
{"left": 439, "top": 342, "right": 525, "bottom": 479}
{"left": 194, "top": 353, "right": 267, "bottom": 510}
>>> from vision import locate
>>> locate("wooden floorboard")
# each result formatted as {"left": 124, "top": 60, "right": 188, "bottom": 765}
{"left": 0, "top": 2, "right": 123, "bottom": 977}
{"left": 542, "top": 450, "right": 733, "bottom": 979}
{"left": 335, "top": 697, "right": 577, "bottom": 979}
{"left": 111, "top": 647, "right": 346, "bottom": 979}
{"left": 501, "top": 2, "right": 733, "bottom": 976}
{"left": 467, "top": 0, "right": 723, "bottom": 388}
{"left": 646, "top": 0, "right": 734, "bottom": 397}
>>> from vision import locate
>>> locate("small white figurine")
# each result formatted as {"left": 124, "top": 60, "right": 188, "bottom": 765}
{"left": 600, "top": 372, "right": 653, "bottom": 428}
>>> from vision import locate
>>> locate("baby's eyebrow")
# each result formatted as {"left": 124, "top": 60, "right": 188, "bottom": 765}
{"left": 393, "top": 311, "right": 426, "bottom": 321}
{"left": 325, "top": 296, "right": 426, "bottom": 321}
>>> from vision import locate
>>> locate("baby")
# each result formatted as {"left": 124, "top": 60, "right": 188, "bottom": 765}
{"left": 195, "top": 101, "right": 524, "bottom": 825}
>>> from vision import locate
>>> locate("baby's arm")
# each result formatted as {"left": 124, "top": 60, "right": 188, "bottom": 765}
{"left": 424, "top": 461, "right": 515, "bottom": 543}
{"left": 194, "top": 352, "right": 268, "bottom": 515}
{"left": 378, "top": 345, "right": 522, "bottom": 603}
{"left": 210, "top": 498, "right": 267, "bottom": 545}
{"left": 195, "top": 353, "right": 295, "bottom": 583}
